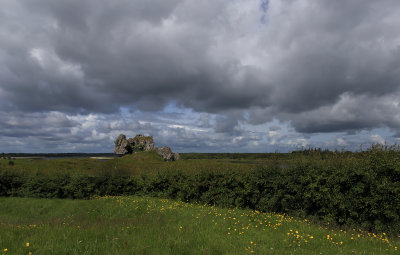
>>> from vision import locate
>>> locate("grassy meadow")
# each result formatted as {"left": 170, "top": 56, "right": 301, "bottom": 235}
{"left": 0, "top": 196, "right": 398, "bottom": 254}
{"left": 1, "top": 146, "right": 400, "bottom": 253}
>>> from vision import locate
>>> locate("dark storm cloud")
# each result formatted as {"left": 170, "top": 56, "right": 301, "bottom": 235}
{"left": 214, "top": 116, "right": 239, "bottom": 134}
{"left": 288, "top": 94, "right": 400, "bottom": 133}
{"left": 0, "top": 0, "right": 272, "bottom": 114}
{"left": 0, "top": 0, "right": 400, "bottom": 148}
{"left": 268, "top": 125, "right": 281, "bottom": 132}
{"left": 249, "top": 0, "right": 400, "bottom": 133}
{"left": 0, "top": 111, "right": 77, "bottom": 137}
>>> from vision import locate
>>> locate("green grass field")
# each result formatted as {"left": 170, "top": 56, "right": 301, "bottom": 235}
{"left": 0, "top": 196, "right": 398, "bottom": 254}
{"left": 1, "top": 151, "right": 262, "bottom": 176}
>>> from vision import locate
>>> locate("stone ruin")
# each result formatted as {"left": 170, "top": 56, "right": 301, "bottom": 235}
{"left": 114, "top": 134, "right": 154, "bottom": 155}
{"left": 114, "top": 134, "right": 180, "bottom": 161}
{"left": 157, "top": 146, "right": 181, "bottom": 161}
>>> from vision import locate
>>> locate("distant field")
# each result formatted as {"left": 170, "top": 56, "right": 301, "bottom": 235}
{"left": 1, "top": 153, "right": 117, "bottom": 158}
{"left": 0, "top": 151, "right": 263, "bottom": 176}
{"left": 0, "top": 196, "right": 398, "bottom": 254}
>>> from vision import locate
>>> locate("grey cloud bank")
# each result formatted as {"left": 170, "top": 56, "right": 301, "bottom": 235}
{"left": 0, "top": 0, "right": 399, "bottom": 152}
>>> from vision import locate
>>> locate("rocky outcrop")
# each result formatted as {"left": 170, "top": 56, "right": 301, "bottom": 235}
{"left": 131, "top": 134, "right": 154, "bottom": 151}
{"left": 114, "top": 134, "right": 130, "bottom": 155}
{"left": 156, "top": 146, "right": 180, "bottom": 162}
{"left": 174, "top": 153, "right": 181, "bottom": 160}
{"left": 114, "top": 134, "right": 179, "bottom": 161}
{"left": 114, "top": 134, "right": 154, "bottom": 155}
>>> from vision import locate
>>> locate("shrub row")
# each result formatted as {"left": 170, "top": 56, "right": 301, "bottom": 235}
{"left": 1, "top": 146, "right": 400, "bottom": 233}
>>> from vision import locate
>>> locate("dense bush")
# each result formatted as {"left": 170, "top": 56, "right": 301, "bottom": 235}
{"left": 1, "top": 145, "right": 400, "bottom": 233}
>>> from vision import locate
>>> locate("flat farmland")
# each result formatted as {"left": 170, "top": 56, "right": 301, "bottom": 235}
{"left": 1, "top": 146, "right": 400, "bottom": 254}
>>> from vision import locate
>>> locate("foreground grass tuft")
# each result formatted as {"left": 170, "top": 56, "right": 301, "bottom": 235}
{"left": 0, "top": 196, "right": 398, "bottom": 254}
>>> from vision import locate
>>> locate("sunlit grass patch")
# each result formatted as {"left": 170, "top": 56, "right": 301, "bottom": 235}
{"left": 0, "top": 196, "right": 399, "bottom": 254}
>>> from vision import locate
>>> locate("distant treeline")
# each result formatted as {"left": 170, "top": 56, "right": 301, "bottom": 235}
{"left": 181, "top": 148, "right": 357, "bottom": 159}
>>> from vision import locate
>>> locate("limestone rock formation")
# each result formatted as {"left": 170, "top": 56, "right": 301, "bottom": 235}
{"left": 174, "top": 153, "right": 181, "bottom": 160}
{"left": 156, "top": 146, "right": 180, "bottom": 161}
{"left": 131, "top": 134, "right": 154, "bottom": 151}
{"left": 114, "top": 134, "right": 179, "bottom": 161}
{"left": 114, "top": 134, "right": 154, "bottom": 155}
{"left": 114, "top": 134, "right": 130, "bottom": 155}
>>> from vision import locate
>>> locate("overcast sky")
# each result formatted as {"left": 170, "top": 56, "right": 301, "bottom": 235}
{"left": 1, "top": 0, "right": 400, "bottom": 153}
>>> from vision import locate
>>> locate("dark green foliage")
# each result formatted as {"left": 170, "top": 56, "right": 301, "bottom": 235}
{"left": 1, "top": 145, "right": 400, "bottom": 233}
{"left": 0, "top": 170, "right": 25, "bottom": 197}
{"left": 131, "top": 144, "right": 144, "bottom": 152}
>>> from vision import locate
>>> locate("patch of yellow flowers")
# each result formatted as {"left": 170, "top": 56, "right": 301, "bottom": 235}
{"left": 1, "top": 242, "right": 32, "bottom": 255}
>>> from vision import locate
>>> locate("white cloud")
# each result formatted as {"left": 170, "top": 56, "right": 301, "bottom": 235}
{"left": 370, "top": 134, "right": 385, "bottom": 145}
{"left": 337, "top": 137, "right": 348, "bottom": 146}
{"left": 286, "top": 138, "right": 309, "bottom": 148}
